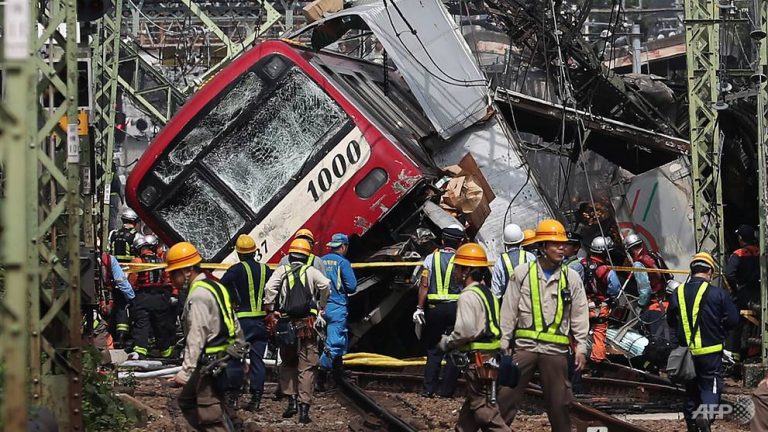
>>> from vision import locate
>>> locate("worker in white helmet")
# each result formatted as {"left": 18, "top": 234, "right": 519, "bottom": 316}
{"left": 490, "top": 224, "right": 535, "bottom": 298}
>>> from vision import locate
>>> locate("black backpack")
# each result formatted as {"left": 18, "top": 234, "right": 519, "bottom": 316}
{"left": 110, "top": 228, "right": 136, "bottom": 258}
{"left": 279, "top": 264, "right": 315, "bottom": 318}
{"left": 642, "top": 321, "right": 673, "bottom": 370}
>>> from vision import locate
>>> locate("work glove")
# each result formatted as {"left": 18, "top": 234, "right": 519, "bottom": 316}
{"left": 437, "top": 334, "right": 451, "bottom": 353}
{"left": 314, "top": 313, "right": 327, "bottom": 331}
{"left": 412, "top": 307, "right": 425, "bottom": 325}
{"left": 169, "top": 296, "right": 179, "bottom": 306}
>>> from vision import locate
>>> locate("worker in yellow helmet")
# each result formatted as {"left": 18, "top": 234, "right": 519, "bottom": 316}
{"left": 279, "top": 228, "right": 328, "bottom": 275}
{"left": 264, "top": 238, "right": 330, "bottom": 424}
{"left": 166, "top": 242, "right": 246, "bottom": 432}
{"left": 220, "top": 234, "right": 273, "bottom": 412}
{"left": 666, "top": 252, "right": 738, "bottom": 432}
{"left": 498, "top": 219, "right": 590, "bottom": 432}
{"left": 437, "top": 243, "right": 509, "bottom": 432}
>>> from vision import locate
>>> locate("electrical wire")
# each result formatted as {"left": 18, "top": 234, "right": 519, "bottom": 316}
{"left": 127, "top": 0, "right": 185, "bottom": 34}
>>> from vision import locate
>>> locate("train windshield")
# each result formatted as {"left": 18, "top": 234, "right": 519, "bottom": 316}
{"left": 139, "top": 54, "right": 350, "bottom": 259}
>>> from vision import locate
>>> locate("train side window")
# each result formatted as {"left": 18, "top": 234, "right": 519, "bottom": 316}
{"left": 355, "top": 168, "right": 388, "bottom": 198}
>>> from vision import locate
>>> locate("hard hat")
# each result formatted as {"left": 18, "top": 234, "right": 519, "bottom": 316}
{"left": 690, "top": 251, "right": 716, "bottom": 270}
{"left": 235, "top": 234, "right": 257, "bottom": 254}
{"left": 534, "top": 219, "right": 568, "bottom": 243}
{"left": 622, "top": 233, "right": 643, "bottom": 250}
{"left": 521, "top": 229, "right": 537, "bottom": 246}
{"left": 454, "top": 243, "right": 489, "bottom": 267}
{"left": 145, "top": 234, "right": 159, "bottom": 248}
{"left": 589, "top": 236, "right": 615, "bottom": 254}
{"left": 288, "top": 238, "right": 312, "bottom": 256}
{"left": 566, "top": 231, "right": 583, "bottom": 245}
{"left": 121, "top": 208, "right": 139, "bottom": 223}
{"left": 166, "top": 242, "right": 202, "bottom": 272}
{"left": 295, "top": 228, "right": 315, "bottom": 243}
{"left": 665, "top": 279, "right": 681, "bottom": 295}
{"left": 132, "top": 235, "right": 149, "bottom": 251}
{"left": 503, "top": 224, "right": 524, "bottom": 245}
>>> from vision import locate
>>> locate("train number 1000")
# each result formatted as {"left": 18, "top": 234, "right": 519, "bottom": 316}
{"left": 306, "top": 140, "right": 362, "bottom": 202}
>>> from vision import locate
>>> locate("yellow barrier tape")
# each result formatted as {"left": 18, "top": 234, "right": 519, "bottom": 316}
{"left": 121, "top": 261, "right": 691, "bottom": 275}
{"left": 607, "top": 265, "right": 690, "bottom": 275}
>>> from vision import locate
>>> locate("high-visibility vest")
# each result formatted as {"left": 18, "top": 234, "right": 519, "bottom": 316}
{"left": 236, "top": 261, "right": 268, "bottom": 319}
{"left": 190, "top": 279, "right": 237, "bottom": 354}
{"left": 514, "top": 262, "right": 570, "bottom": 345}
{"left": 283, "top": 264, "right": 318, "bottom": 316}
{"left": 427, "top": 250, "right": 460, "bottom": 302}
{"left": 678, "top": 282, "right": 723, "bottom": 356}
{"left": 460, "top": 283, "right": 501, "bottom": 352}
{"left": 501, "top": 248, "right": 528, "bottom": 282}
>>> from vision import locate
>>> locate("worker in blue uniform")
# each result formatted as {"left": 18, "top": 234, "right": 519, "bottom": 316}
{"left": 667, "top": 252, "right": 739, "bottom": 432}
{"left": 221, "top": 234, "right": 273, "bottom": 412}
{"left": 319, "top": 233, "right": 357, "bottom": 374}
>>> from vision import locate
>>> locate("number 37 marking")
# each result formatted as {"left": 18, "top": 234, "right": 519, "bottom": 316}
{"left": 306, "top": 140, "right": 362, "bottom": 202}
{"left": 254, "top": 239, "right": 268, "bottom": 261}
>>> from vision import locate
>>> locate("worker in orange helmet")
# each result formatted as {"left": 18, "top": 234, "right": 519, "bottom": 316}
{"left": 166, "top": 242, "right": 247, "bottom": 432}
{"left": 498, "top": 219, "right": 590, "bottom": 432}
{"left": 264, "top": 238, "right": 330, "bottom": 424}
{"left": 437, "top": 243, "right": 509, "bottom": 432}
{"left": 279, "top": 228, "right": 328, "bottom": 275}
{"left": 520, "top": 229, "right": 538, "bottom": 254}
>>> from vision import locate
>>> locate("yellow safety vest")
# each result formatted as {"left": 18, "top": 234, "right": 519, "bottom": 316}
{"left": 678, "top": 282, "right": 722, "bottom": 356}
{"left": 237, "top": 261, "right": 268, "bottom": 318}
{"left": 427, "top": 251, "right": 460, "bottom": 302}
{"left": 501, "top": 248, "right": 528, "bottom": 280}
{"left": 461, "top": 283, "right": 501, "bottom": 352}
{"left": 514, "top": 262, "right": 570, "bottom": 345}
{"left": 190, "top": 279, "right": 237, "bottom": 354}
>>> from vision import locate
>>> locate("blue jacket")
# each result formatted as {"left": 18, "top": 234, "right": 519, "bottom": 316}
{"left": 322, "top": 252, "right": 357, "bottom": 307}
{"left": 109, "top": 254, "right": 135, "bottom": 301}
{"left": 667, "top": 277, "right": 739, "bottom": 349}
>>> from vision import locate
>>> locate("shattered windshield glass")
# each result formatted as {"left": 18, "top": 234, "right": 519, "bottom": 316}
{"left": 153, "top": 72, "right": 264, "bottom": 183}
{"left": 202, "top": 67, "right": 347, "bottom": 213}
{"left": 156, "top": 173, "right": 244, "bottom": 259}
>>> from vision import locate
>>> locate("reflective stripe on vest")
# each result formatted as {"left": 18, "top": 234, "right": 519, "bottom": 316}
{"left": 461, "top": 284, "right": 502, "bottom": 351}
{"left": 307, "top": 254, "right": 315, "bottom": 267}
{"left": 427, "top": 251, "right": 459, "bottom": 302}
{"left": 285, "top": 264, "right": 318, "bottom": 315}
{"left": 678, "top": 282, "right": 723, "bottom": 356}
{"left": 501, "top": 249, "right": 528, "bottom": 282}
{"left": 190, "top": 279, "right": 237, "bottom": 354}
{"left": 237, "top": 262, "right": 267, "bottom": 318}
{"left": 514, "top": 262, "right": 570, "bottom": 345}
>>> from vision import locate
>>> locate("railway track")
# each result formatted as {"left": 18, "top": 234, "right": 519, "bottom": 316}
{"left": 335, "top": 373, "right": 419, "bottom": 431}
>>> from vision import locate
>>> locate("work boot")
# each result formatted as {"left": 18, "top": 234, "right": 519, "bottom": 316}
{"left": 695, "top": 417, "right": 711, "bottom": 432}
{"left": 225, "top": 391, "right": 240, "bottom": 411}
{"left": 685, "top": 419, "right": 699, "bottom": 432}
{"left": 282, "top": 395, "right": 298, "bottom": 418}
{"left": 298, "top": 403, "right": 312, "bottom": 424}
{"left": 315, "top": 370, "right": 328, "bottom": 393}
{"left": 244, "top": 392, "right": 261, "bottom": 412}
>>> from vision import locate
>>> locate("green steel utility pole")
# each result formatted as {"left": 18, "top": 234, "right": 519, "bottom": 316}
{"left": 0, "top": 0, "right": 37, "bottom": 428}
{"left": 684, "top": 0, "right": 725, "bottom": 268}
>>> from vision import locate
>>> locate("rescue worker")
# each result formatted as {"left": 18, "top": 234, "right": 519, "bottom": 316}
{"left": 264, "top": 238, "right": 330, "bottom": 424}
{"left": 278, "top": 228, "right": 328, "bottom": 276}
{"left": 412, "top": 225, "right": 466, "bottom": 398}
{"left": 563, "top": 231, "right": 584, "bottom": 279}
{"left": 109, "top": 208, "right": 140, "bottom": 263}
{"left": 725, "top": 224, "right": 760, "bottom": 309}
{"left": 128, "top": 235, "right": 175, "bottom": 359}
{"left": 581, "top": 236, "right": 621, "bottom": 363}
{"left": 167, "top": 241, "right": 246, "bottom": 432}
{"left": 101, "top": 251, "right": 136, "bottom": 348}
{"left": 667, "top": 252, "right": 738, "bottom": 432}
{"left": 146, "top": 234, "right": 166, "bottom": 260}
{"left": 220, "top": 234, "right": 273, "bottom": 412}
{"left": 498, "top": 219, "right": 590, "bottom": 432}
{"left": 521, "top": 229, "right": 538, "bottom": 253}
{"left": 624, "top": 233, "right": 668, "bottom": 310}
{"left": 437, "top": 243, "right": 509, "bottom": 432}
{"left": 319, "top": 233, "right": 357, "bottom": 372}
{"left": 490, "top": 224, "right": 535, "bottom": 298}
